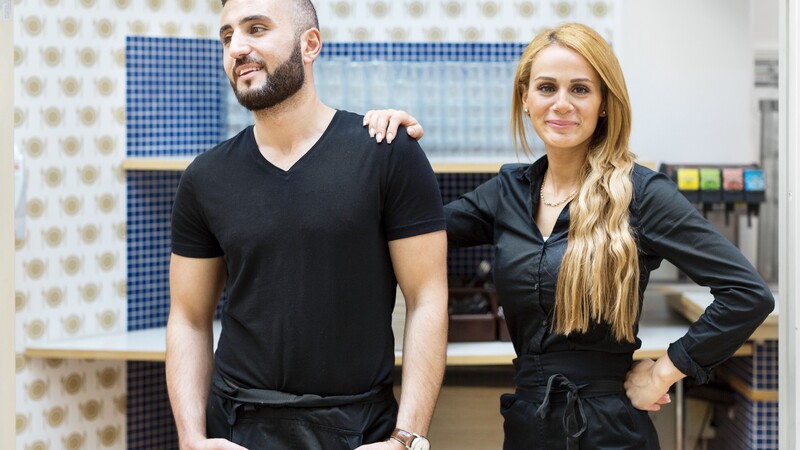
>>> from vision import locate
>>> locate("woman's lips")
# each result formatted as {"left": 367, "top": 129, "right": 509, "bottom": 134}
{"left": 546, "top": 120, "right": 576, "bottom": 129}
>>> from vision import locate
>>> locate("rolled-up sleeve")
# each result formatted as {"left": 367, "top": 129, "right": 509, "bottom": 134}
{"left": 635, "top": 171, "right": 774, "bottom": 383}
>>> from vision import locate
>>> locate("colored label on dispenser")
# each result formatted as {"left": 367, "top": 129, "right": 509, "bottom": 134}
{"left": 699, "top": 168, "right": 721, "bottom": 190}
{"left": 677, "top": 168, "right": 700, "bottom": 190}
{"left": 722, "top": 168, "right": 744, "bottom": 191}
{"left": 744, "top": 169, "right": 765, "bottom": 191}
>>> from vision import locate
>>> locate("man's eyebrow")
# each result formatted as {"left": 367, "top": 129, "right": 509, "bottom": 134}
{"left": 219, "top": 15, "right": 273, "bottom": 37}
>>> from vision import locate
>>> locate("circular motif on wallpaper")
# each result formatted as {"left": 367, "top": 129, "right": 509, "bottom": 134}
{"left": 79, "top": 225, "right": 99, "bottom": 244}
{"left": 114, "top": 279, "right": 127, "bottom": 298}
{"left": 349, "top": 27, "right": 371, "bottom": 41}
{"left": 333, "top": 1, "right": 352, "bottom": 17}
{"left": 80, "top": 400, "right": 103, "bottom": 421}
{"left": 25, "top": 258, "right": 47, "bottom": 279}
{"left": 16, "top": 414, "right": 27, "bottom": 434}
{"left": 79, "top": 282, "right": 100, "bottom": 302}
{"left": 148, "top": 0, "right": 164, "bottom": 11}
{"left": 27, "top": 379, "right": 49, "bottom": 400}
{"left": 97, "top": 367, "right": 120, "bottom": 388}
{"left": 515, "top": 1, "right": 536, "bottom": 17}
{"left": 405, "top": 1, "right": 425, "bottom": 17}
{"left": 554, "top": 1, "right": 572, "bottom": 18}
{"left": 27, "top": 198, "right": 46, "bottom": 219}
{"left": 79, "top": 0, "right": 96, "bottom": 6}
{"left": 499, "top": 27, "right": 518, "bottom": 42}
{"left": 591, "top": 1, "right": 608, "bottom": 17}
{"left": 15, "top": 354, "right": 27, "bottom": 373}
{"left": 44, "top": 227, "right": 65, "bottom": 248}
{"left": 97, "top": 252, "right": 117, "bottom": 271}
{"left": 63, "top": 314, "right": 83, "bottom": 335}
{"left": 23, "top": 16, "right": 44, "bottom": 36}
{"left": 95, "top": 18, "right": 115, "bottom": 38}
{"left": 368, "top": 1, "right": 390, "bottom": 17}
{"left": 388, "top": 28, "right": 408, "bottom": 41}
{"left": 480, "top": 1, "right": 499, "bottom": 17}
{"left": 96, "top": 135, "right": 116, "bottom": 155}
{"left": 98, "top": 425, "right": 121, "bottom": 446}
{"left": 45, "top": 406, "right": 68, "bottom": 427}
{"left": 23, "top": 77, "right": 44, "bottom": 97}
{"left": 44, "top": 287, "right": 65, "bottom": 307}
{"left": 61, "top": 136, "right": 82, "bottom": 157}
{"left": 114, "top": 395, "right": 127, "bottom": 414}
{"left": 208, "top": 0, "right": 222, "bottom": 13}
{"left": 60, "top": 76, "right": 82, "bottom": 96}
{"left": 64, "top": 433, "right": 86, "bottom": 450}
{"left": 113, "top": 106, "right": 125, "bottom": 125}
{"left": 62, "top": 373, "right": 86, "bottom": 395}
{"left": 44, "top": 358, "right": 64, "bottom": 368}
{"left": 43, "top": 107, "right": 64, "bottom": 127}
{"left": 24, "top": 137, "right": 45, "bottom": 158}
{"left": 162, "top": 22, "right": 181, "bottom": 36}
{"left": 59, "top": 17, "right": 81, "bottom": 37}
{"left": 193, "top": 23, "right": 211, "bottom": 37}
{"left": 95, "top": 77, "right": 115, "bottom": 96}
{"left": 62, "top": 195, "right": 83, "bottom": 216}
{"left": 79, "top": 165, "right": 99, "bottom": 185}
{"left": 443, "top": 1, "right": 463, "bottom": 17}
{"left": 14, "top": 107, "right": 26, "bottom": 127}
{"left": 461, "top": 27, "right": 482, "bottom": 42}
{"left": 114, "top": 222, "right": 126, "bottom": 241}
{"left": 79, "top": 107, "right": 99, "bottom": 126}
{"left": 26, "top": 319, "right": 48, "bottom": 340}
{"left": 43, "top": 0, "right": 59, "bottom": 6}
{"left": 78, "top": 47, "right": 98, "bottom": 67}
{"left": 15, "top": 291, "right": 26, "bottom": 312}
{"left": 114, "top": 48, "right": 126, "bottom": 67}
{"left": 27, "top": 441, "right": 48, "bottom": 450}
{"left": 179, "top": 0, "right": 195, "bottom": 13}
{"left": 42, "top": 46, "right": 63, "bottom": 67}
{"left": 424, "top": 28, "right": 445, "bottom": 42}
{"left": 15, "top": 233, "right": 27, "bottom": 251}
{"left": 44, "top": 167, "right": 63, "bottom": 187}
{"left": 97, "top": 194, "right": 117, "bottom": 213}
{"left": 98, "top": 310, "right": 118, "bottom": 329}
{"left": 114, "top": 0, "right": 130, "bottom": 8}
{"left": 14, "top": 45, "right": 25, "bottom": 66}
{"left": 63, "top": 255, "right": 83, "bottom": 276}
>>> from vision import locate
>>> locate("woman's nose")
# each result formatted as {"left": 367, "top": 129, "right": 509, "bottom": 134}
{"left": 552, "top": 91, "right": 573, "bottom": 113}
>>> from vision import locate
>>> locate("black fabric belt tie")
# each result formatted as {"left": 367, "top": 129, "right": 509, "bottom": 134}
{"left": 517, "top": 374, "right": 624, "bottom": 450}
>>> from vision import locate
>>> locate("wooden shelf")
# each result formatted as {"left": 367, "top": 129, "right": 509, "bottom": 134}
{"left": 122, "top": 157, "right": 504, "bottom": 173}
{"left": 26, "top": 300, "right": 747, "bottom": 363}
{"left": 668, "top": 290, "right": 778, "bottom": 341}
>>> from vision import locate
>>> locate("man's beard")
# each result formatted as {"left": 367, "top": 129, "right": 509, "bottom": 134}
{"left": 231, "top": 43, "right": 305, "bottom": 112}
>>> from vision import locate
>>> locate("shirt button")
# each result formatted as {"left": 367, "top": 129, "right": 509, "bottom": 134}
{"left": 541, "top": 320, "right": 547, "bottom": 326}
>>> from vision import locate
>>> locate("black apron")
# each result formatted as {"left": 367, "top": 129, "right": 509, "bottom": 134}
{"left": 501, "top": 352, "right": 660, "bottom": 450}
{"left": 206, "top": 370, "right": 398, "bottom": 449}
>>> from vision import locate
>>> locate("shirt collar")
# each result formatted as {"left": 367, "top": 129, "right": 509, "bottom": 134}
{"left": 517, "top": 155, "right": 549, "bottom": 182}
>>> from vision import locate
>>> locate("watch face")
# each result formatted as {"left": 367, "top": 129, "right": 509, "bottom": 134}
{"left": 410, "top": 437, "right": 430, "bottom": 450}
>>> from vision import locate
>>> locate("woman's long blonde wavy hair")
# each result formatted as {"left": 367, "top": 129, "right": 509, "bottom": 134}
{"left": 511, "top": 23, "right": 640, "bottom": 342}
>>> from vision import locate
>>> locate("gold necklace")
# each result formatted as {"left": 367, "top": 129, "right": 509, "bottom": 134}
{"left": 540, "top": 172, "right": 578, "bottom": 207}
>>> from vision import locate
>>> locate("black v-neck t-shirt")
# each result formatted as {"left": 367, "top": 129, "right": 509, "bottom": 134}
{"left": 172, "top": 110, "right": 445, "bottom": 395}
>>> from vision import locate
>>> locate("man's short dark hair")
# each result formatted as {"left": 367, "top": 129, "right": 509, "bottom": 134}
{"left": 221, "top": 0, "right": 319, "bottom": 37}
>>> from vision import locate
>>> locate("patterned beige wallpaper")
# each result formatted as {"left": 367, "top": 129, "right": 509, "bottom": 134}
{"left": 13, "top": 1, "right": 615, "bottom": 448}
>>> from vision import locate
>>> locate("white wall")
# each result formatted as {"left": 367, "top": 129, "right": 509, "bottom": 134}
{"left": 619, "top": 0, "right": 755, "bottom": 166}
{"left": 752, "top": 0, "right": 780, "bottom": 55}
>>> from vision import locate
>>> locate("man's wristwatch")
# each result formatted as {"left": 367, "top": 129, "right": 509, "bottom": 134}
{"left": 389, "top": 428, "right": 431, "bottom": 450}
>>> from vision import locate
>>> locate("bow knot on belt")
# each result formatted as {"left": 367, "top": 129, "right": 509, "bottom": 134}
{"left": 534, "top": 374, "right": 588, "bottom": 449}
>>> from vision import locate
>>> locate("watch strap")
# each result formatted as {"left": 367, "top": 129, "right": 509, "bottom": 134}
{"left": 390, "top": 427, "right": 426, "bottom": 448}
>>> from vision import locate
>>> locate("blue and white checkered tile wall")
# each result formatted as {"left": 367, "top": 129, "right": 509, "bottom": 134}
{"left": 713, "top": 393, "right": 778, "bottom": 450}
{"left": 722, "top": 341, "right": 778, "bottom": 391}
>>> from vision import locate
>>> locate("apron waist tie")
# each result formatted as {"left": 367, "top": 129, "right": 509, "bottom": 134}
{"left": 517, "top": 374, "right": 624, "bottom": 450}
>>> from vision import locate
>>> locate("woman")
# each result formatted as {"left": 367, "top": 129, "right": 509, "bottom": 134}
{"left": 365, "top": 24, "right": 774, "bottom": 450}
{"left": 365, "top": 23, "right": 774, "bottom": 449}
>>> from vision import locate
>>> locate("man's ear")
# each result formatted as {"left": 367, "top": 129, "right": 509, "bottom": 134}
{"left": 300, "top": 28, "right": 322, "bottom": 63}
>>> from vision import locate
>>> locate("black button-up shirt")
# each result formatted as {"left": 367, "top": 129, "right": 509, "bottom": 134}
{"left": 444, "top": 157, "right": 774, "bottom": 383}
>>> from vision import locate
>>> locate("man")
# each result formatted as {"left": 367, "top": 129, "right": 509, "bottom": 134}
{"left": 165, "top": 0, "right": 448, "bottom": 449}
